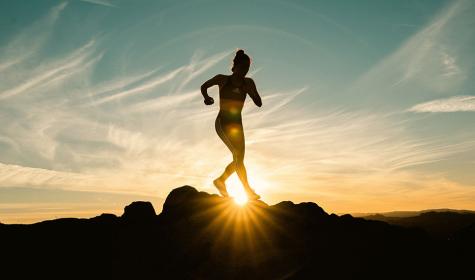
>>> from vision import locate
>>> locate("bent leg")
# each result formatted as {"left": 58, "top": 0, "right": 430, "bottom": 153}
{"left": 233, "top": 151, "right": 260, "bottom": 199}
{"left": 226, "top": 125, "right": 257, "bottom": 196}
{"left": 215, "top": 116, "right": 238, "bottom": 181}
{"left": 213, "top": 116, "right": 235, "bottom": 196}
{"left": 233, "top": 152, "right": 250, "bottom": 189}
{"left": 215, "top": 117, "right": 260, "bottom": 199}
{"left": 218, "top": 161, "right": 235, "bottom": 181}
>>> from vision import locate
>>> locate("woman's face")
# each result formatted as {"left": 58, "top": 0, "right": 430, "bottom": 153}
{"left": 233, "top": 63, "right": 250, "bottom": 77}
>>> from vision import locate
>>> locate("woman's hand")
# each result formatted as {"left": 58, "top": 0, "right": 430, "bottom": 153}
{"left": 204, "top": 96, "right": 214, "bottom": 105}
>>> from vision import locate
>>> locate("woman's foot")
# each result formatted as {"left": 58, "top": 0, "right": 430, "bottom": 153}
{"left": 213, "top": 178, "right": 229, "bottom": 197}
{"left": 245, "top": 187, "right": 261, "bottom": 200}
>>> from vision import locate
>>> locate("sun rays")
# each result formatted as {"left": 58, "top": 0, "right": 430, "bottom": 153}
{"left": 186, "top": 194, "right": 286, "bottom": 267}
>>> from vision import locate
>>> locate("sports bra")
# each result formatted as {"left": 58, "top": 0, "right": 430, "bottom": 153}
{"left": 219, "top": 75, "right": 247, "bottom": 102}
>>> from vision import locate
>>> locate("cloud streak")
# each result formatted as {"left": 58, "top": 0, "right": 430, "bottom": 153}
{"left": 343, "top": 0, "right": 472, "bottom": 109}
{"left": 0, "top": 39, "right": 98, "bottom": 100}
{"left": 0, "top": 2, "right": 68, "bottom": 73}
{"left": 79, "top": 0, "right": 117, "bottom": 8}
{"left": 408, "top": 95, "right": 475, "bottom": 112}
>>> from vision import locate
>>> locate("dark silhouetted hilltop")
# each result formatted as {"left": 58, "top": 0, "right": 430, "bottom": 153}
{"left": 364, "top": 211, "right": 475, "bottom": 240}
{"left": 0, "top": 185, "right": 473, "bottom": 279}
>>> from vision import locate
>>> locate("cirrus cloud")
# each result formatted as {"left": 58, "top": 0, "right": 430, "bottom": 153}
{"left": 408, "top": 95, "right": 475, "bottom": 112}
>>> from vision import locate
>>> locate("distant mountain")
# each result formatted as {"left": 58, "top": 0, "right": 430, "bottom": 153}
{"left": 0, "top": 185, "right": 473, "bottom": 279}
{"left": 352, "top": 208, "right": 475, "bottom": 218}
{"left": 363, "top": 211, "right": 475, "bottom": 240}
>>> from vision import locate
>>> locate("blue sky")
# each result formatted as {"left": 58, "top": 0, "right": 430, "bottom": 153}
{"left": 0, "top": 0, "right": 474, "bottom": 223}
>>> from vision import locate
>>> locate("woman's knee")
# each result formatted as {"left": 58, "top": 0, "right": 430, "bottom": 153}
{"left": 233, "top": 153, "right": 245, "bottom": 164}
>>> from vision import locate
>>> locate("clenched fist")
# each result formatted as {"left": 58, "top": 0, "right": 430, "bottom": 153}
{"left": 204, "top": 96, "right": 214, "bottom": 105}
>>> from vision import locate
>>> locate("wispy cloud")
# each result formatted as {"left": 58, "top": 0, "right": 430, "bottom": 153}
{"left": 85, "top": 66, "right": 185, "bottom": 105}
{"left": 0, "top": 39, "right": 99, "bottom": 100}
{"left": 79, "top": 0, "right": 117, "bottom": 8}
{"left": 82, "top": 49, "right": 230, "bottom": 107}
{"left": 408, "top": 95, "right": 475, "bottom": 112}
{"left": 0, "top": 2, "right": 68, "bottom": 73}
{"left": 125, "top": 90, "right": 199, "bottom": 113}
{"left": 81, "top": 67, "right": 163, "bottom": 99}
{"left": 172, "top": 49, "right": 233, "bottom": 94}
{"left": 345, "top": 0, "right": 471, "bottom": 108}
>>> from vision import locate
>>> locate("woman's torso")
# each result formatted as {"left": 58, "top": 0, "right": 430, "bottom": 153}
{"left": 217, "top": 75, "right": 247, "bottom": 122}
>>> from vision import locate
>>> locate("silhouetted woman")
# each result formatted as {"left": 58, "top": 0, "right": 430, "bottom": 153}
{"left": 200, "top": 49, "right": 262, "bottom": 200}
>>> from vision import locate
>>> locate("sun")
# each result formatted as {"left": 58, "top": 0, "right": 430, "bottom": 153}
{"left": 225, "top": 175, "right": 249, "bottom": 206}
{"left": 221, "top": 172, "right": 268, "bottom": 206}
{"left": 233, "top": 192, "right": 249, "bottom": 206}
{"left": 208, "top": 166, "right": 270, "bottom": 207}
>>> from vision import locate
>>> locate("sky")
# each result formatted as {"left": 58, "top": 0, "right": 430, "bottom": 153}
{"left": 0, "top": 0, "right": 474, "bottom": 223}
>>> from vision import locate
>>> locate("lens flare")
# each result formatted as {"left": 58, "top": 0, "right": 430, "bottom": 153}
{"left": 234, "top": 192, "right": 249, "bottom": 206}
{"left": 223, "top": 171, "right": 270, "bottom": 206}
{"left": 226, "top": 175, "right": 249, "bottom": 206}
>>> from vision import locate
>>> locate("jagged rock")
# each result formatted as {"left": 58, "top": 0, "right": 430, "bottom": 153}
{"left": 272, "top": 200, "right": 295, "bottom": 209}
{"left": 122, "top": 201, "right": 156, "bottom": 222}
{"left": 294, "top": 201, "right": 328, "bottom": 217}
{"left": 162, "top": 185, "right": 200, "bottom": 213}
{"left": 161, "top": 185, "right": 270, "bottom": 217}
{"left": 90, "top": 213, "right": 118, "bottom": 224}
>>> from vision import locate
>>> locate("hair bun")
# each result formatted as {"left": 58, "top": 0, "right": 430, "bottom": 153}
{"left": 232, "top": 49, "right": 250, "bottom": 68}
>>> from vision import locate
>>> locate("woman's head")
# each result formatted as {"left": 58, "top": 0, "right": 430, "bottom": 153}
{"left": 231, "top": 49, "right": 251, "bottom": 77}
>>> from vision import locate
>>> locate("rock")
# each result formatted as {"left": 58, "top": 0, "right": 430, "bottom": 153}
{"left": 162, "top": 185, "right": 200, "bottom": 213}
{"left": 90, "top": 213, "right": 118, "bottom": 224}
{"left": 121, "top": 201, "right": 156, "bottom": 222}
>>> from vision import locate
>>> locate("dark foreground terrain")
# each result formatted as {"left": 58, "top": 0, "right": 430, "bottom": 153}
{"left": 1, "top": 186, "right": 474, "bottom": 279}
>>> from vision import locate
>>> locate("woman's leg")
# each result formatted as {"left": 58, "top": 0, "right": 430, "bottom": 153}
{"left": 215, "top": 117, "right": 259, "bottom": 199}
{"left": 233, "top": 145, "right": 260, "bottom": 199}
{"left": 215, "top": 116, "right": 236, "bottom": 182}
{"left": 214, "top": 116, "right": 236, "bottom": 196}
{"left": 226, "top": 124, "right": 260, "bottom": 199}
{"left": 233, "top": 151, "right": 250, "bottom": 189}
{"left": 217, "top": 161, "right": 235, "bottom": 181}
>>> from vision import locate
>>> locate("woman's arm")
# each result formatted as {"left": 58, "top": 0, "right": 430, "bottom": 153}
{"left": 200, "top": 74, "right": 223, "bottom": 101}
{"left": 246, "top": 78, "right": 262, "bottom": 107}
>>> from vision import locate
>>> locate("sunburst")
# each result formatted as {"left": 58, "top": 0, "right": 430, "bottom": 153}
{"left": 233, "top": 191, "right": 249, "bottom": 206}
{"left": 223, "top": 173, "right": 268, "bottom": 206}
